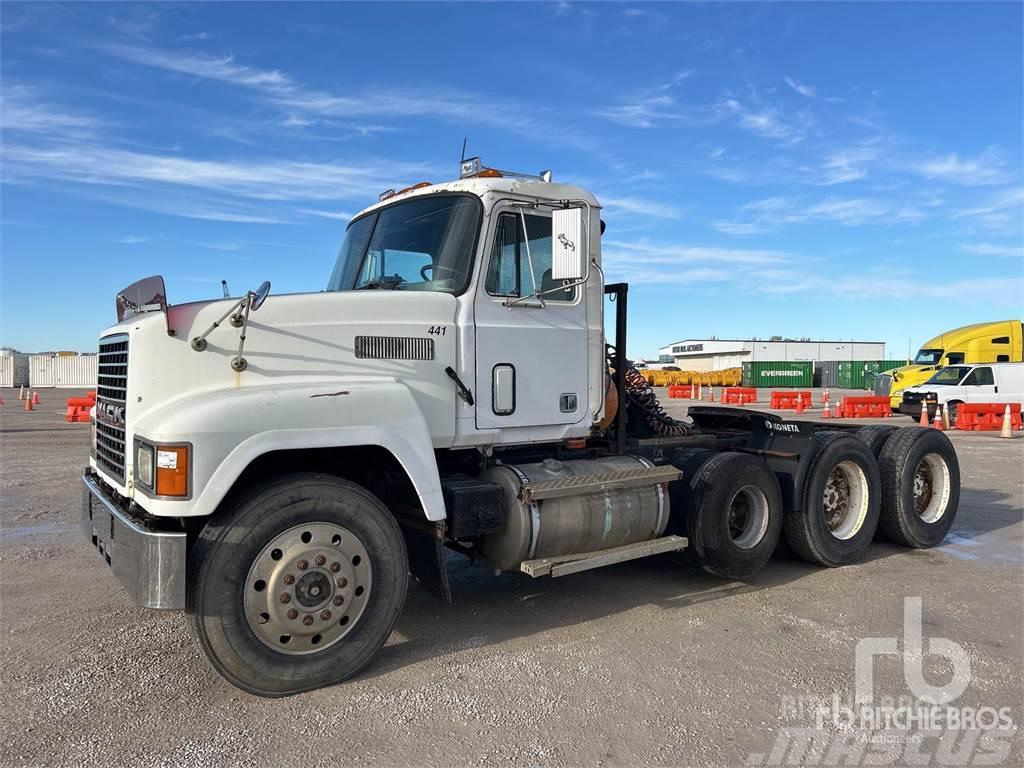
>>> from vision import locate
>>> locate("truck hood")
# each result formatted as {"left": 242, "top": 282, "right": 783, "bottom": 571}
{"left": 97, "top": 289, "right": 460, "bottom": 484}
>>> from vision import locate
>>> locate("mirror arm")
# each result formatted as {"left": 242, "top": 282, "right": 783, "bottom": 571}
{"left": 230, "top": 293, "right": 254, "bottom": 372}
{"left": 191, "top": 297, "right": 248, "bottom": 352}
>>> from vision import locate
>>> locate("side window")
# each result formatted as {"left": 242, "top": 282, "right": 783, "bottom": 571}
{"left": 485, "top": 213, "right": 575, "bottom": 301}
{"left": 992, "top": 336, "right": 1010, "bottom": 344}
{"left": 997, "top": 355, "right": 1010, "bottom": 362}
{"left": 962, "top": 367, "right": 994, "bottom": 386}
{"left": 946, "top": 352, "right": 965, "bottom": 365}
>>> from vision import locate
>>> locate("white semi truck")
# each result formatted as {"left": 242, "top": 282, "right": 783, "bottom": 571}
{"left": 83, "top": 158, "right": 961, "bottom": 696}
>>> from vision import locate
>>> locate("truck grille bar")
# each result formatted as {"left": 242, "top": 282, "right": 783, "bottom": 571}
{"left": 96, "top": 335, "right": 129, "bottom": 482}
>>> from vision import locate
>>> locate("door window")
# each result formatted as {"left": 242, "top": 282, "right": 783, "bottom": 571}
{"left": 485, "top": 213, "right": 575, "bottom": 301}
{"left": 962, "top": 367, "right": 994, "bottom": 386}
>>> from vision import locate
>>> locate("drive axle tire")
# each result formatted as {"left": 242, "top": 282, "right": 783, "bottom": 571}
{"left": 855, "top": 425, "right": 898, "bottom": 458}
{"left": 666, "top": 447, "right": 715, "bottom": 537}
{"left": 187, "top": 473, "right": 408, "bottom": 697}
{"left": 687, "top": 452, "right": 783, "bottom": 580}
{"left": 784, "top": 431, "right": 881, "bottom": 567}
{"left": 877, "top": 427, "right": 960, "bottom": 548}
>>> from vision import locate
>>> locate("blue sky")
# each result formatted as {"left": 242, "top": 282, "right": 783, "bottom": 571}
{"left": 2, "top": 1, "right": 1022, "bottom": 359}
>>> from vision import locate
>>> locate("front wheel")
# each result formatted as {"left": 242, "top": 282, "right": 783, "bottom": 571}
{"left": 188, "top": 473, "right": 408, "bottom": 697}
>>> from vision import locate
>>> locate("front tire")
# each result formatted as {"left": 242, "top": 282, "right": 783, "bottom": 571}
{"left": 784, "top": 431, "right": 881, "bottom": 567}
{"left": 187, "top": 473, "right": 408, "bottom": 697}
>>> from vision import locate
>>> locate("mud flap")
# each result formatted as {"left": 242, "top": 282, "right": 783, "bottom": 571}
{"left": 401, "top": 527, "right": 452, "bottom": 604}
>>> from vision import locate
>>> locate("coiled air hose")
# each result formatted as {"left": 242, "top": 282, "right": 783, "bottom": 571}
{"left": 609, "top": 348, "right": 694, "bottom": 437}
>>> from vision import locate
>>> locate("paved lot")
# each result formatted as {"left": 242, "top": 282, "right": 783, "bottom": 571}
{"left": 1, "top": 387, "right": 1021, "bottom": 767}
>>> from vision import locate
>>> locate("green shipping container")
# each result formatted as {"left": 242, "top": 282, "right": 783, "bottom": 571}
{"left": 742, "top": 361, "right": 814, "bottom": 388}
{"left": 837, "top": 360, "right": 908, "bottom": 389}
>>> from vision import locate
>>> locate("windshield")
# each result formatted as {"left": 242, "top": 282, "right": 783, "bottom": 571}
{"left": 914, "top": 348, "right": 944, "bottom": 365}
{"left": 326, "top": 194, "right": 481, "bottom": 294}
{"left": 924, "top": 366, "right": 970, "bottom": 385}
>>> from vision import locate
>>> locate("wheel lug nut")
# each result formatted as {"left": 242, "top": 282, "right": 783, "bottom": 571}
{"left": 315, "top": 555, "right": 326, "bottom": 567}
{"left": 333, "top": 596, "right": 344, "bottom": 606}
{"left": 320, "top": 610, "right": 331, "bottom": 621}
{"left": 330, "top": 562, "right": 340, "bottom": 573}
{"left": 297, "top": 559, "right": 308, "bottom": 570}
{"left": 279, "top": 593, "right": 291, "bottom": 604}
{"left": 283, "top": 574, "right": 295, "bottom": 585}
{"left": 336, "top": 577, "right": 348, "bottom": 588}
{"left": 287, "top": 608, "right": 298, "bottom": 620}
{"left": 303, "top": 615, "right": 314, "bottom": 626}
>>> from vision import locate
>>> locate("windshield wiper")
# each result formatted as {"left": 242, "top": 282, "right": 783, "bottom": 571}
{"left": 356, "top": 275, "right": 405, "bottom": 291}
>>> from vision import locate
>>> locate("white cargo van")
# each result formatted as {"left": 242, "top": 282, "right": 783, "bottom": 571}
{"left": 900, "top": 362, "right": 1024, "bottom": 424}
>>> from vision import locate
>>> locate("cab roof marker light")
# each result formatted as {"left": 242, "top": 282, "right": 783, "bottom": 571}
{"left": 458, "top": 156, "right": 551, "bottom": 182}
{"left": 378, "top": 189, "right": 396, "bottom": 202}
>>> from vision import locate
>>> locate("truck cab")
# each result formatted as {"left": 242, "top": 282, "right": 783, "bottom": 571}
{"left": 876, "top": 320, "right": 1023, "bottom": 408}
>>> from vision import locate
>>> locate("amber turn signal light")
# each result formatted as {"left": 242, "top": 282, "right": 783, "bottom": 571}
{"left": 155, "top": 445, "right": 189, "bottom": 497}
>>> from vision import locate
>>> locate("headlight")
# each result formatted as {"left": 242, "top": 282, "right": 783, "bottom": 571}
{"left": 136, "top": 444, "right": 154, "bottom": 488}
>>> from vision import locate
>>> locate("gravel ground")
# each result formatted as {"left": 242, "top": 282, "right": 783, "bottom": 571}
{"left": 1, "top": 387, "right": 1021, "bottom": 767}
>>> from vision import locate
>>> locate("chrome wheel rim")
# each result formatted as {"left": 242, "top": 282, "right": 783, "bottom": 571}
{"left": 913, "top": 453, "right": 951, "bottom": 523}
{"left": 244, "top": 523, "right": 372, "bottom": 655}
{"left": 728, "top": 485, "right": 770, "bottom": 549}
{"left": 823, "top": 460, "right": 869, "bottom": 540}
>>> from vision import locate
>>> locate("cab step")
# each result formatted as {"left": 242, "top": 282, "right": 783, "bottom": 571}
{"left": 517, "top": 464, "right": 681, "bottom": 503}
{"left": 519, "top": 535, "right": 687, "bottom": 578}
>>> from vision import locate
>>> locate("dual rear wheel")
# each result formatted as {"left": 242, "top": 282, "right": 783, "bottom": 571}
{"left": 672, "top": 426, "right": 960, "bottom": 576}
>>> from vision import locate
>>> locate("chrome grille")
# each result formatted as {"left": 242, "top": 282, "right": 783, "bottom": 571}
{"left": 354, "top": 335, "right": 434, "bottom": 361}
{"left": 96, "top": 335, "right": 128, "bottom": 482}
{"left": 873, "top": 373, "right": 892, "bottom": 398}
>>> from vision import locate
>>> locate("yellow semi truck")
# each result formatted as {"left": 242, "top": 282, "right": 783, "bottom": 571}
{"left": 875, "top": 320, "right": 1024, "bottom": 408}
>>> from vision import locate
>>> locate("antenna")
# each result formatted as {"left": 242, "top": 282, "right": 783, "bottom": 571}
{"left": 460, "top": 137, "right": 467, "bottom": 164}
{"left": 221, "top": 279, "right": 230, "bottom": 299}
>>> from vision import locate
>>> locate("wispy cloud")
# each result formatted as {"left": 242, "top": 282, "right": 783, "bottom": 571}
{"left": 961, "top": 243, "right": 1024, "bottom": 259}
{"left": 99, "top": 44, "right": 579, "bottom": 142}
{"left": 817, "top": 145, "right": 877, "bottom": 185}
{"left": 599, "top": 196, "right": 682, "bottom": 220}
{"left": 298, "top": 208, "right": 355, "bottom": 221}
{"left": 784, "top": 76, "right": 816, "bottom": 99}
{"left": 715, "top": 98, "right": 808, "bottom": 143}
{"left": 915, "top": 149, "right": 1012, "bottom": 186}
{"left": 713, "top": 195, "right": 925, "bottom": 235}
{"left": 594, "top": 72, "right": 697, "bottom": 129}
{"left": 111, "top": 234, "right": 151, "bottom": 244}
{"left": 1, "top": 85, "right": 101, "bottom": 138}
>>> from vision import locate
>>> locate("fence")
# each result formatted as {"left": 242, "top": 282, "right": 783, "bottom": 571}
{"left": 29, "top": 355, "right": 99, "bottom": 388}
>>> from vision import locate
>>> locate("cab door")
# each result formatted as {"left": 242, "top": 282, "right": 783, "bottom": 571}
{"left": 473, "top": 208, "right": 588, "bottom": 429}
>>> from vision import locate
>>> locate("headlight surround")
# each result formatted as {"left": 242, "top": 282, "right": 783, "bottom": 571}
{"left": 136, "top": 443, "right": 154, "bottom": 488}
{"left": 134, "top": 440, "right": 190, "bottom": 497}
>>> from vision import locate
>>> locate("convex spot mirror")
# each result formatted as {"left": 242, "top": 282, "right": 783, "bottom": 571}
{"left": 551, "top": 208, "right": 586, "bottom": 281}
{"left": 250, "top": 280, "right": 271, "bottom": 311}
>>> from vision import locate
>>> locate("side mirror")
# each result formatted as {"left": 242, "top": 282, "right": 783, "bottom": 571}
{"left": 250, "top": 280, "right": 271, "bottom": 311}
{"left": 551, "top": 208, "right": 586, "bottom": 281}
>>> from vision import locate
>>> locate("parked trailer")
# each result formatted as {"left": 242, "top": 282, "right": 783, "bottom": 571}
{"left": 0, "top": 355, "right": 12, "bottom": 388}
{"left": 29, "top": 354, "right": 98, "bottom": 388}
{"left": 80, "top": 159, "right": 962, "bottom": 696}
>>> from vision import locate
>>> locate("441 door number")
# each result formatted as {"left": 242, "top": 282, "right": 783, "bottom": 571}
{"left": 428, "top": 326, "right": 447, "bottom": 336}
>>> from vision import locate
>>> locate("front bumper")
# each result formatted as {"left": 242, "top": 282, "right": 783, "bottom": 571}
{"left": 81, "top": 471, "right": 186, "bottom": 609}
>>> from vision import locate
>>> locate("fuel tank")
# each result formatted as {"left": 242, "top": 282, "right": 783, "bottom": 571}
{"left": 478, "top": 456, "right": 668, "bottom": 571}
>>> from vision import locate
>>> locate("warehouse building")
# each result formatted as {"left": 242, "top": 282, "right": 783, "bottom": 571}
{"left": 656, "top": 338, "right": 886, "bottom": 370}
